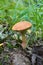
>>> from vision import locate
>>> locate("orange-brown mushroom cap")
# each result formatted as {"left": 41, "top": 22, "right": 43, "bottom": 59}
{"left": 12, "top": 21, "right": 32, "bottom": 31}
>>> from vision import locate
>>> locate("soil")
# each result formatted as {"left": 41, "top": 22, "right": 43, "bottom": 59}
{"left": 0, "top": 38, "right": 43, "bottom": 65}
{"left": 0, "top": 47, "right": 31, "bottom": 65}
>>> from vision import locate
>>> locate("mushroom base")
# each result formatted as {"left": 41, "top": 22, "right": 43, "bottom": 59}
{"left": 21, "top": 42, "right": 27, "bottom": 49}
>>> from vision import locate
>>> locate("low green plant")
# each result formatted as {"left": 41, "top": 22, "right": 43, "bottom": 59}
{"left": 0, "top": 0, "right": 43, "bottom": 46}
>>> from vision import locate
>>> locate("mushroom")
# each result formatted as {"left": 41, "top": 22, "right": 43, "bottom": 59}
{"left": 12, "top": 21, "right": 32, "bottom": 49}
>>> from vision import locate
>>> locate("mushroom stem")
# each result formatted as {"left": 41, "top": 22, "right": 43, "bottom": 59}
{"left": 21, "top": 32, "right": 27, "bottom": 49}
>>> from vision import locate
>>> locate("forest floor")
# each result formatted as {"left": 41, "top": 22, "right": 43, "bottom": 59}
{"left": 0, "top": 38, "right": 43, "bottom": 65}
{"left": 0, "top": 40, "right": 31, "bottom": 65}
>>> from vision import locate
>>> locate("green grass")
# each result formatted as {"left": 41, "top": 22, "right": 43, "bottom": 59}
{"left": 0, "top": 0, "right": 43, "bottom": 37}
